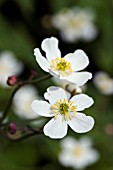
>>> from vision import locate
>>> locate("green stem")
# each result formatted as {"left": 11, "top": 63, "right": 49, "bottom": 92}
{"left": 15, "top": 129, "right": 43, "bottom": 141}
{"left": 0, "top": 86, "right": 19, "bottom": 123}
{"left": 19, "top": 74, "right": 52, "bottom": 85}
{"left": 0, "top": 129, "right": 43, "bottom": 142}
{"left": 0, "top": 74, "right": 52, "bottom": 124}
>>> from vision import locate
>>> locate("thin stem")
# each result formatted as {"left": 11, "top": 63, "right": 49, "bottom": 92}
{"left": 0, "top": 86, "right": 19, "bottom": 123}
{"left": 0, "top": 129, "right": 43, "bottom": 142}
{"left": 0, "top": 74, "right": 52, "bottom": 124}
{"left": 11, "top": 130, "right": 43, "bottom": 142}
{"left": 18, "top": 74, "right": 52, "bottom": 86}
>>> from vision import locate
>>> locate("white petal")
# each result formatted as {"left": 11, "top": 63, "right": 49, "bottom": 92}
{"left": 31, "top": 100, "right": 54, "bottom": 117}
{"left": 13, "top": 85, "right": 39, "bottom": 119}
{"left": 59, "top": 151, "right": 74, "bottom": 167}
{"left": 41, "top": 37, "right": 61, "bottom": 61}
{"left": 86, "top": 149, "right": 100, "bottom": 164}
{"left": 60, "top": 137, "right": 77, "bottom": 150}
{"left": 44, "top": 116, "right": 68, "bottom": 139}
{"left": 67, "top": 72, "right": 92, "bottom": 86}
{"left": 68, "top": 113, "right": 94, "bottom": 133}
{"left": 44, "top": 86, "right": 68, "bottom": 105}
{"left": 49, "top": 69, "right": 59, "bottom": 78}
{"left": 79, "top": 136, "right": 93, "bottom": 147}
{"left": 64, "top": 50, "right": 89, "bottom": 71}
{"left": 82, "top": 24, "right": 97, "bottom": 41}
{"left": 93, "top": 72, "right": 113, "bottom": 95}
{"left": 71, "top": 94, "right": 94, "bottom": 111}
{"left": 60, "top": 29, "right": 79, "bottom": 43}
{"left": 34, "top": 48, "right": 50, "bottom": 72}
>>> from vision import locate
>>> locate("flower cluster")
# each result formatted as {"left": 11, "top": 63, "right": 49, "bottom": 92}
{"left": 0, "top": 37, "right": 95, "bottom": 140}
{"left": 31, "top": 37, "right": 95, "bottom": 139}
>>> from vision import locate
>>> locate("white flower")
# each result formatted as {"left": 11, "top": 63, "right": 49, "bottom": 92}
{"left": 52, "top": 8, "right": 97, "bottom": 42}
{"left": 93, "top": 71, "right": 113, "bottom": 95}
{"left": 59, "top": 136, "right": 99, "bottom": 169}
{"left": 34, "top": 37, "right": 92, "bottom": 86}
{"left": 0, "top": 51, "right": 23, "bottom": 87}
{"left": 13, "top": 85, "right": 40, "bottom": 119}
{"left": 31, "top": 86, "right": 94, "bottom": 139}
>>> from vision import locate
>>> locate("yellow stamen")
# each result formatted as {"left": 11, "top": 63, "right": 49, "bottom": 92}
{"left": 50, "top": 57, "right": 73, "bottom": 76}
{"left": 51, "top": 99, "right": 77, "bottom": 120}
{"left": 72, "top": 147, "right": 84, "bottom": 157}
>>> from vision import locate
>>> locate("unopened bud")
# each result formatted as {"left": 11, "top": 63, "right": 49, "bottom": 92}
{"left": 30, "top": 70, "right": 38, "bottom": 78}
{"left": 66, "top": 84, "right": 82, "bottom": 96}
{"left": 9, "top": 122, "right": 17, "bottom": 134}
{"left": 7, "top": 75, "right": 17, "bottom": 86}
{"left": 105, "top": 124, "right": 113, "bottom": 136}
{"left": 41, "top": 15, "right": 52, "bottom": 28}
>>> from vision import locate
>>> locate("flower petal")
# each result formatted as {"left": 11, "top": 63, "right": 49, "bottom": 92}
{"left": 34, "top": 48, "right": 50, "bottom": 72}
{"left": 70, "top": 94, "right": 94, "bottom": 111}
{"left": 41, "top": 37, "right": 61, "bottom": 61}
{"left": 68, "top": 113, "right": 94, "bottom": 133}
{"left": 79, "top": 137, "right": 93, "bottom": 148}
{"left": 44, "top": 115, "right": 68, "bottom": 139}
{"left": 60, "top": 29, "right": 80, "bottom": 43}
{"left": 49, "top": 69, "right": 59, "bottom": 78}
{"left": 31, "top": 100, "right": 54, "bottom": 117}
{"left": 93, "top": 71, "right": 113, "bottom": 95}
{"left": 59, "top": 151, "right": 75, "bottom": 167}
{"left": 64, "top": 50, "right": 89, "bottom": 71}
{"left": 66, "top": 72, "right": 92, "bottom": 86}
{"left": 44, "top": 86, "right": 68, "bottom": 105}
{"left": 60, "top": 137, "right": 77, "bottom": 150}
{"left": 82, "top": 24, "right": 97, "bottom": 41}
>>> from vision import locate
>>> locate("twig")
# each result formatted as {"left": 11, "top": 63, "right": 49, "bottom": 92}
{"left": 0, "top": 74, "right": 52, "bottom": 124}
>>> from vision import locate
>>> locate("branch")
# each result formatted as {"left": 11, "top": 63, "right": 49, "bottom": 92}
{"left": 0, "top": 74, "right": 52, "bottom": 124}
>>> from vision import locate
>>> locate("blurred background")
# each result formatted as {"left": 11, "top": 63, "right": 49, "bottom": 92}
{"left": 0, "top": 0, "right": 113, "bottom": 170}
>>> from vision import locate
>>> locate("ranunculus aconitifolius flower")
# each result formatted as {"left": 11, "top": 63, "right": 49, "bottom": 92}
{"left": 59, "top": 136, "right": 99, "bottom": 169}
{"left": 52, "top": 8, "right": 97, "bottom": 42}
{"left": 34, "top": 37, "right": 92, "bottom": 86}
{"left": 31, "top": 86, "right": 94, "bottom": 139}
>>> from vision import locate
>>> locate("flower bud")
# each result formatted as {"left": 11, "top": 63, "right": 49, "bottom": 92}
{"left": 7, "top": 75, "right": 17, "bottom": 86}
{"left": 105, "top": 124, "right": 113, "bottom": 136}
{"left": 42, "top": 15, "right": 52, "bottom": 28}
{"left": 9, "top": 122, "right": 17, "bottom": 134}
{"left": 30, "top": 70, "right": 38, "bottom": 78}
{"left": 66, "top": 84, "right": 82, "bottom": 95}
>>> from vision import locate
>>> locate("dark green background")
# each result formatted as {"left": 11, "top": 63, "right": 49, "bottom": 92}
{"left": 0, "top": 0, "right": 113, "bottom": 170}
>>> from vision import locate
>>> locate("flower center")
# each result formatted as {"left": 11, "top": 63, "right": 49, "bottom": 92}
{"left": 50, "top": 58, "right": 72, "bottom": 76}
{"left": 59, "top": 103, "right": 69, "bottom": 114}
{"left": 52, "top": 99, "right": 77, "bottom": 120}
{"left": 72, "top": 147, "right": 84, "bottom": 157}
{"left": 68, "top": 17, "right": 83, "bottom": 28}
{"left": 57, "top": 60, "right": 68, "bottom": 71}
{"left": 0, "top": 64, "right": 7, "bottom": 74}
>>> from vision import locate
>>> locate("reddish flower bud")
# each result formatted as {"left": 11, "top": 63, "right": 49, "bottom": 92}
{"left": 30, "top": 70, "right": 38, "bottom": 78}
{"left": 9, "top": 122, "right": 17, "bottom": 134}
{"left": 7, "top": 75, "right": 17, "bottom": 86}
{"left": 105, "top": 124, "right": 113, "bottom": 136}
